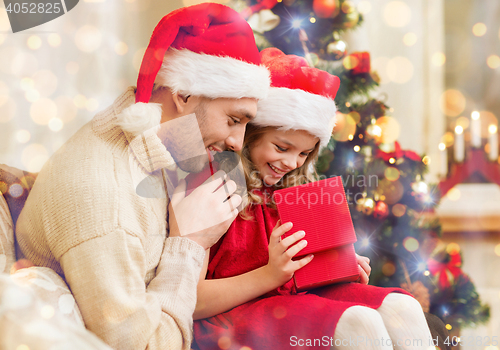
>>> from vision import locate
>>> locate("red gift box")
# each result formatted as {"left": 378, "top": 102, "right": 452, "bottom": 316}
{"left": 274, "top": 176, "right": 359, "bottom": 291}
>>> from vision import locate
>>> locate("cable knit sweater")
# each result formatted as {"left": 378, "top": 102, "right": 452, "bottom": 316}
{"left": 15, "top": 87, "right": 206, "bottom": 350}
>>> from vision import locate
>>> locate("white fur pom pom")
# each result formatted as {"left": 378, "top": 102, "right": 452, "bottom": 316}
{"left": 116, "top": 102, "right": 162, "bottom": 136}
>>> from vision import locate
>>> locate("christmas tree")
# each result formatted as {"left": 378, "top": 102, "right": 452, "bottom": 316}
{"left": 231, "top": 0, "right": 490, "bottom": 330}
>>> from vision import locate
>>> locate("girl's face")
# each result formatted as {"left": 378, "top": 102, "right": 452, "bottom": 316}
{"left": 249, "top": 128, "right": 319, "bottom": 186}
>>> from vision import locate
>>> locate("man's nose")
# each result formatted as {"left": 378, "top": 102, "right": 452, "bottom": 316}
{"left": 226, "top": 126, "right": 245, "bottom": 152}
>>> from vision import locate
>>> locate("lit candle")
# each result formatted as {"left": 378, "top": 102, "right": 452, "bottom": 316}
{"left": 438, "top": 143, "right": 447, "bottom": 176}
{"left": 471, "top": 111, "right": 481, "bottom": 148}
{"left": 488, "top": 124, "right": 498, "bottom": 161}
{"left": 454, "top": 125, "right": 464, "bottom": 162}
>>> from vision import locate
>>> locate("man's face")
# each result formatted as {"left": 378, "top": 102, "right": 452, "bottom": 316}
{"left": 157, "top": 93, "right": 258, "bottom": 173}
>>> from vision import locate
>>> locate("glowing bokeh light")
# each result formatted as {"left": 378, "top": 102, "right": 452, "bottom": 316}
{"left": 438, "top": 143, "right": 446, "bottom": 151}
{"left": 456, "top": 116, "right": 470, "bottom": 130}
{"left": 48, "top": 118, "right": 64, "bottom": 132}
{"left": 75, "top": 25, "right": 102, "bottom": 53}
{"left": 403, "top": 237, "right": 419, "bottom": 252}
{"left": 41, "top": 305, "right": 55, "bottom": 319}
{"left": 446, "top": 242, "right": 460, "bottom": 255}
{"left": 455, "top": 125, "right": 463, "bottom": 135}
{"left": 56, "top": 96, "right": 78, "bottom": 122}
{"left": 309, "top": 17, "right": 316, "bottom": 23}
{"left": 357, "top": 1, "right": 371, "bottom": 15}
{"left": 25, "top": 89, "right": 40, "bottom": 102}
{"left": 403, "top": 32, "right": 417, "bottom": 46}
{"left": 22, "top": 144, "right": 49, "bottom": 172}
{"left": 389, "top": 157, "right": 395, "bottom": 164}
{"left": 16, "top": 130, "right": 31, "bottom": 143}
{"left": 353, "top": 145, "right": 360, "bottom": 152}
{"left": 0, "top": 98, "right": 16, "bottom": 123}
{"left": 387, "top": 56, "right": 413, "bottom": 84}
{"left": 0, "top": 8, "right": 10, "bottom": 32}
{"left": 115, "top": 41, "right": 128, "bottom": 55}
{"left": 73, "top": 94, "right": 87, "bottom": 109}
{"left": 66, "top": 61, "right": 80, "bottom": 75}
{"left": 33, "top": 70, "right": 58, "bottom": 97}
{"left": 382, "top": 262, "right": 396, "bottom": 276}
{"left": 383, "top": 1, "right": 411, "bottom": 28}
{"left": 218, "top": 336, "right": 231, "bottom": 350}
{"left": 332, "top": 113, "right": 357, "bottom": 142}
{"left": 489, "top": 124, "right": 498, "bottom": 134}
{"left": 10, "top": 52, "right": 39, "bottom": 76}
{"left": 487, "top": 55, "right": 500, "bottom": 69}
{"left": 0, "top": 81, "right": 8, "bottom": 107}
{"left": 86, "top": 98, "right": 99, "bottom": 112}
{"left": 47, "top": 33, "right": 61, "bottom": 47}
{"left": 392, "top": 203, "right": 406, "bottom": 217}
{"left": 446, "top": 187, "right": 461, "bottom": 201}
{"left": 30, "top": 98, "right": 57, "bottom": 125}
{"left": 440, "top": 89, "right": 466, "bottom": 117}
{"left": 472, "top": 22, "right": 487, "bottom": 36}
{"left": 27, "top": 35, "right": 42, "bottom": 50}
{"left": 343, "top": 55, "right": 359, "bottom": 70}
{"left": 375, "top": 116, "right": 401, "bottom": 144}
{"left": 442, "top": 132, "right": 455, "bottom": 147}
{"left": 495, "top": 244, "right": 500, "bottom": 257}
{"left": 384, "top": 167, "right": 400, "bottom": 181}
{"left": 432, "top": 52, "right": 446, "bottom": 66}
{"left": 422, "top": 155, "right": 430, "bottom": 165}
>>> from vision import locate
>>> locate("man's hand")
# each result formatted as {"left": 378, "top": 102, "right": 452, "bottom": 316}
{"left": 356, "top": 253, "right": 371, "bottom": 284}
{"left": 168, "top": 171, "right": 242, "bottom": 249}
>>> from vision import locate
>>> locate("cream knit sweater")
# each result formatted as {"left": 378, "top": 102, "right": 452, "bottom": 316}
{"left": 16, "top": 87, "right": 206, "bottom": 350}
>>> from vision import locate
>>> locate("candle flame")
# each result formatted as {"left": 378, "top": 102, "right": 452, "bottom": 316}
{"left": 438, "top": 143, "right": 446, "bottom": 151}
{"left": 455, "top": 125, "right": 464, "bottom": 134}
{"left": 471, "top": 111, "right": 480, "bottom": 120}
{"left": 489, "top": 125, "right": 498, "bottom": 134}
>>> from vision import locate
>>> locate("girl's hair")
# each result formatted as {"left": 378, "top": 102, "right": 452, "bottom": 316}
{"left": 239, "top": 124, "right": 320, "bottom": 217}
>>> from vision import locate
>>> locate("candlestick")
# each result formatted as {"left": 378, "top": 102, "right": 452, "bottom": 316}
{"left": 488, "top": 124, "right": 498, "bottom": 161}
{"left": 438, "top": 143, "right": 447, "bottom": 176}
{"left": 471, "top": 111, "right": 481, "bottom": 148}
{"left": 454, "top": 126, "right": 464, "bottom": 162}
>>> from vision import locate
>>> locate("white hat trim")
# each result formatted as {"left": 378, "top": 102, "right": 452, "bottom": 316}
{"left": 155, "top": 48, "right": 270, "bottom": 100}
{"left": 252, "top": 87, "right": 337, "bottom": 149}
{"left": 117, "top": 102, "right": 162, "bottom": 136}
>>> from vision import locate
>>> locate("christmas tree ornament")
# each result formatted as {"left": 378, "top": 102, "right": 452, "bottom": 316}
{"left": 326, "top": 39, "right": 347, "bottom": 60}
{"left": 247, "top": 9, "right": 281, "bottom": 34}
{"left": 342, "top": 3, "right": 360, "bottom": 28}
{"left": 313, "top": 0, "right": 340, "bottom": 18}
{"left": 356, "top": 197, "right": 374, "bottom": 215}
{"left": 373, "top": 201, "right": 389, "bottom": 220}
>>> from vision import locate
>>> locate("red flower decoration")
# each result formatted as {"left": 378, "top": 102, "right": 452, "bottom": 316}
{"left": 349, "top": 52, "right": 371, "bottom": 74}
{"left": 375, "top": 142, "right": 421, "bottom": 162}
{"left": 427, "top": 253, "right": 462, "bottom": 289}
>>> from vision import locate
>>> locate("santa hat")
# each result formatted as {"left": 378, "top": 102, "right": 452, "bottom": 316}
{"left": 118, "top": 3, "right": 270, "bottom": 135}
{"left": 252, "top": 48, "right": 340, "bottom": 149}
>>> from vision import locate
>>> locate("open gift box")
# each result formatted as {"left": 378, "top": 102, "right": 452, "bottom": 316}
{"left": 274, "top": 176, "right": 359, "bottom": 291}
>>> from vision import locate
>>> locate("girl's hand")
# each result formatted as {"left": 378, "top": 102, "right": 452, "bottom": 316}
{"left": 265, "top": 221, "right": 314, "bottom": 286}
{"left": 356, "top": 253, "right": 371, "bottom": 284}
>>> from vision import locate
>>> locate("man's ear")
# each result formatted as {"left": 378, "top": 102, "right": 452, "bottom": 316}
{"left": 172, "top": 92, "right": 190, "bottom": 114}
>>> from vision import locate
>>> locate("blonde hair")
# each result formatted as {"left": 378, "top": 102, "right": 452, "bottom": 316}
{"left": 239, "top": 124, "right": 320, "bottom": 219}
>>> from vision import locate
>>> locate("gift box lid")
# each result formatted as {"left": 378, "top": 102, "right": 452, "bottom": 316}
{"left": 274, "top": 176, "right": 356, "bottom": 256}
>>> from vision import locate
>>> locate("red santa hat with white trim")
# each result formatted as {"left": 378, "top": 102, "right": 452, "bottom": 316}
{"left": 117, "top": 3, "right": 270, "bottom": 135}
{"left": 252, "top": 48, "right": 340, "bottom": 149}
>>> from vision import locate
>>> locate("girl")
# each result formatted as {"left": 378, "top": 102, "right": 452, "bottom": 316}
{"left": 192, "top": 48, "right": 432, "bottom": 350}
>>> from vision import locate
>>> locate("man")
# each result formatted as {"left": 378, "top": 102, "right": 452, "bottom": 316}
{"left": 15, "top": 3, "right": 270, "bottom": 350}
